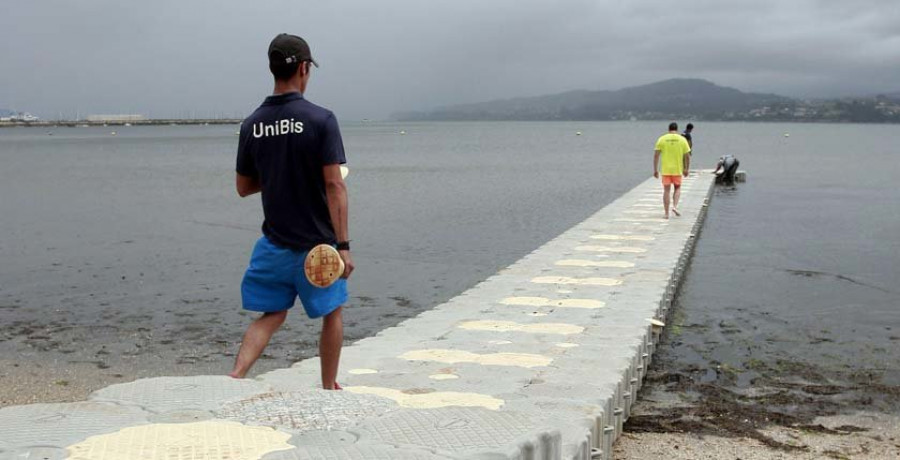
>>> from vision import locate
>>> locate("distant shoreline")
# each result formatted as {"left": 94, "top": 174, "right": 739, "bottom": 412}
{"left": 0, "top": 119, "right": 242, "bottom": 128}
{"left": 390, "top": 118, "right": 900, "bottom": 124}
{"left": 5, "top": 118, "right": 900, "bottom": 129}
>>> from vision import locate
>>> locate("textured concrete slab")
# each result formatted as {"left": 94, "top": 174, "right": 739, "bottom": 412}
{"left": 463, "top": 320, "right": 587, "bottom": 335}
{"left": 262, "top": 431, "right": 454, "bottom": 459}
{"left": 589, "top": 234, "right": 655, "bottom": 241}
{"left": 334, "top": 359, "right": 539, "bottom": 397}
{"left": 530, "top": 276, "right": 623, "bottom": 286}
{"left": 345, "top": 386, "right": 505, "bottom": 410}
{"left": 65, "top": 420, "right": 294, "bottom": 460}
{"left": 3, "top": 447, "right": 68, "bottom": 460}
{"left": 554, "top": 259, "right": 635, "bottom": 268}
{"left": 357, "top": 407, "right": 559, "bottom": 458}
{"left": 0, "top": 402, "right": 149, "bottom": 457}
{"left": 90, "top": 375, "right": 271, "bottom": 413}
{"left": 400, "top": 349, "right": 553, "bottom": 368}
{"left": 499, "top": 296, "right": 606, "bottom": 309}
{"left": 0, "top": 172, "right": 715, "bottom": 460}
{"left": 263, "top": 444, "right": 451, "bottom": 460}
{"left": 219, "top": 390, "right": 399, "bottom": 432}
{"left": 574, "top": 245, "right": 648, "bottom": 253}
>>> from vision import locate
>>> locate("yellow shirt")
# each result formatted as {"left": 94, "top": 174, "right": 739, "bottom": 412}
{"left": 655, "top": 133, "right": 691, "bottom": 176}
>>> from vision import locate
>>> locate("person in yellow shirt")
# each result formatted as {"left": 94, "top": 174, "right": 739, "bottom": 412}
{"left": 653, "top": 122, "right": 691, "bottom": 218}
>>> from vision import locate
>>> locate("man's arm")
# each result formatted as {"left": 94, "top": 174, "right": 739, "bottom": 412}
{"left": 653, "top": 150, "right": 660, "bottom": 178}
{"left": 683, "top": 151, "right": 691, "bottom": 177}
{"left": 323, "top": 164, "right": 354, "bottom": 278}
{"left": 235, "top": 122, "right": 259, "bottom": 197}
{"left": 236, "top": 173, "right": 261, "bottom": 197}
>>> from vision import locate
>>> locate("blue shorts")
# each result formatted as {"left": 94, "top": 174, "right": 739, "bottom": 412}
{"left": 241, "top": 236, "right": 348, "bottom": 318}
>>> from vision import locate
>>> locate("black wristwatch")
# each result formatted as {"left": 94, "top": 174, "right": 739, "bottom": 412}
{"left": 336, "top": 241, "right": 350, "bottom": 251}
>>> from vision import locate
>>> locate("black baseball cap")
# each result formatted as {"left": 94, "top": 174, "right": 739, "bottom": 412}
{"left": 268, "top": 33, "right": 319, "bottom": 67}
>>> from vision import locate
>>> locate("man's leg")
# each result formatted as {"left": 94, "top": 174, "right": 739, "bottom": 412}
{"left": 672, "top": 183, "right": 682, "bottom": 216}
{"left": 320, "top": 306, "right": 344, "bottom": 390}
{"left": 662, "top": 183, "right": 671, "bottom": 219}
{"left": 229, "top": 311, "right": 287, "bottom": 378}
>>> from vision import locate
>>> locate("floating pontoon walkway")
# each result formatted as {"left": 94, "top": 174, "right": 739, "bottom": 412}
{"left": 0, "top": 172, "right": 715, "bottom": 460}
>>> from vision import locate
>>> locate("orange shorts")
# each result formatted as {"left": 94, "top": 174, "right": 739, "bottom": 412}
{"left": 661, "top": 175, "right": 682, "bottom": 186}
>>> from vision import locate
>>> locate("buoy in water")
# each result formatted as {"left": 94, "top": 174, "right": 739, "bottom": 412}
{"left": 399, "top": 130, "right": 406, "bottom": 135}
{"left": 784, "top": 133, "right": 790, "bottom": 137}
{"left": 576, "top": 131, "right": 582, "bottom": 136}
{"left": 110, "top": 131, "right": 117, "bottom": 135}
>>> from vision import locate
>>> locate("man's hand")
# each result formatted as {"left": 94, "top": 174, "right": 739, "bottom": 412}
{"left": 339, "top": 250, "right": 354, "bottom": 279}
{"left": 683, "top": 170, "right": 689, "bottom": 177}
{"left": 653, "top": 150, "right": 661, "bottom": 180}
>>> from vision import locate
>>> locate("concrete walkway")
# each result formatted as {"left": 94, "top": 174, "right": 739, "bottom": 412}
{"left": 1, "top": 172, "right": 715, "bottom": 460}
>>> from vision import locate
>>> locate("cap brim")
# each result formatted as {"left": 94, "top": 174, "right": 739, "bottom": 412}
{"left": 310, "top": 58, "right": 319, "bottom": 68}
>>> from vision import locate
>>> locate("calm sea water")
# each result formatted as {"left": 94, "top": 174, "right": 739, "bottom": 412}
{"left": 665, "top": 123, "right": 900, "bottom": 385}
{"left": 1, "top": 121, "right": 898, "bottom": 402}
{"left": 628, "top": 122, "right": 900, "bottom": 429}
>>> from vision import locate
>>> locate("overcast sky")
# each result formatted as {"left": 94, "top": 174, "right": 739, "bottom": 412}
{"left": 2, "top": 0, "right": 898, "bottom": 120}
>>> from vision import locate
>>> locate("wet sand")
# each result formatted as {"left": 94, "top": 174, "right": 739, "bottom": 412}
{"left": 617, "top": 413, "right": 900, "bottom": 459}
{"left": 0, "top": 292, "right": 428, "bottom": 407}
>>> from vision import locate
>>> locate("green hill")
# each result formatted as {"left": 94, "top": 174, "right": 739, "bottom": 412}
{"left": 395, "top": 79, "right": 790, "bottom": 121}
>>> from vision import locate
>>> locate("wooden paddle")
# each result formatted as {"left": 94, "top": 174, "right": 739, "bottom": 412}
{"left": 304, "top": 244, "right": 345, "bottom": 288}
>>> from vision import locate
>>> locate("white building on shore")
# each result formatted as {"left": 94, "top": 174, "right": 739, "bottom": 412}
{"left": 86, "top": 114, "right": 146, "bottom": 122}
{"left": 2, "top": 112, "right": 40, "bottom": 122}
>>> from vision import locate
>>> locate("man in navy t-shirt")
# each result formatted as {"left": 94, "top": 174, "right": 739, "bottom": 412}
{"left": 229, "top": 34, "right": 353, "bottom": 390}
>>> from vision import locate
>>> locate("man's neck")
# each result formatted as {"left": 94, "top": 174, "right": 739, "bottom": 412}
{"left": 273, "top": 79, "right": 304, "bottom": 96}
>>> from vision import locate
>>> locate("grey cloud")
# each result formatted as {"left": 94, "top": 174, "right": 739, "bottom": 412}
{"left": 2, "top": 0, "right": 898, "bottom": 120}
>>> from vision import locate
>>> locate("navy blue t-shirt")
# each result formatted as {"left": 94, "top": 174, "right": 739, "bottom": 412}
{"left": 236, "top": 92, "right": 346, "bottom": 251}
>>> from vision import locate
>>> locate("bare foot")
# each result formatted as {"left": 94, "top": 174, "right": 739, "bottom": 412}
{"left": 672, "top": 207, "right": 681, "bottom": 217}
{"left": 228, "top": 371, "right": 244, "bottom": 379}
{"left": 334, "top": 381, "right": 342, "bottom": 390}
{"left": 664, "top": 214, "right": 669, "bottom": 220}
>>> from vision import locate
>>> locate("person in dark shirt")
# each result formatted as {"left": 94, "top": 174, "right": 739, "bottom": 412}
{"left": 229, "top": 34, "right": 353, "bottom": 390}
{"left": 682, "top": 123, "right": 694, "bottom": 152}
